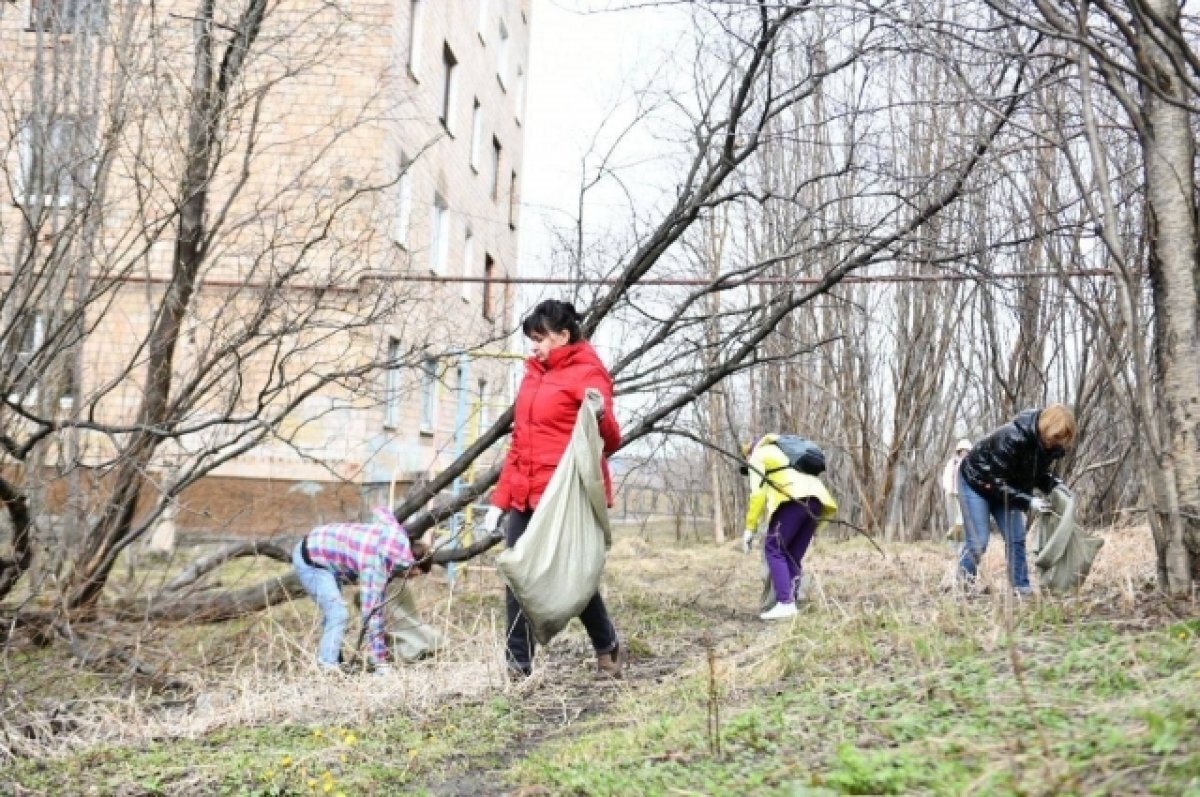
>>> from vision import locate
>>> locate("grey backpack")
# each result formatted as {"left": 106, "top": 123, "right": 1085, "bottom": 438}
{"left": 770, "top": 435, "right": 827, "bottom": 476}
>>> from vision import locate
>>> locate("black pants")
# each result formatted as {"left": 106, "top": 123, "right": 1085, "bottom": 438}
{"left": 504, "top": 509, "right": 618, "bottom": 673}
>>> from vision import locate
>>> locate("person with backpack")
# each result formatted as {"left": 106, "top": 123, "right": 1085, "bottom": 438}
{"left": 956, "top": 404, "right": 1077, "bottom": 596}
{"left": 742, "top": 434, "right": 838, "bottom": 620}
{"left": 477, "top": 299, "right": 623, "bottom": 679}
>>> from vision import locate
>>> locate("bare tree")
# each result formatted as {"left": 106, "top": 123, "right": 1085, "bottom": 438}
{"left": 976, "top": 0, "right": 1200, "bottom": 591}
{"left": 10, "top": 0, "right": 1166, "bottom": 638}
{"left": 0, "top": 0, "right": 493, "bottom": 615}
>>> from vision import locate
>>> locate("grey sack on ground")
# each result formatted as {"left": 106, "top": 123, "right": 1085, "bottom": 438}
{"left": 1032, "top": 486, "right": 1104, "bottom": 594}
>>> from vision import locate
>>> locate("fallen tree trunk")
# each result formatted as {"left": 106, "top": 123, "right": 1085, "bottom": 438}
{"left": 119, "top": 573, "right": 306, "bottom": 622}
{"left": 159, "top": 539, "right": 295, "bottom": 594}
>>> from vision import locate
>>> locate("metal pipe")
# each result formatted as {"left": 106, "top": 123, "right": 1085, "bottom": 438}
{"left": 0, "top": 267, "right": 1126, "bottom": 295}
{"left": 358, "top": 268, "right": 1123, "bottom": 287}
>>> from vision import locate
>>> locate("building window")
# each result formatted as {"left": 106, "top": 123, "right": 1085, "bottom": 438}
{"left": 469, "top": 99, "right": 482, "bottom": 172}
{"left": 6, "top": 311, "right": 45, "bottom": 404}
{"left": 482, "top": 254, "right": 496, "bottom": 321}
{"left": 17, "top": 115, "right": 95, "bottom": 207}
{"left": 508, "top": 170, "right": 519, "bottom": 229}
{"left": 477, "top": 0, "right": 489, "bottom": 42}
{"left": 59, "top": 358, "right": 76, "bottom": 410}
{"left": 455, "top": 360, "right": 470, "bottom": 432}
{"left": 384, "top": 337, "right": 402, "bottom": 428}
{"left": 514, "top": 65, "right": 526, "bottom": 123}
{"left": 419, "top": 357, "right": 438, "bottom": 434}
{"left": 30, "top": 0, "right": 105, "bottom": 33}
{"left": 407, "top": 0, "right": 424, "bottom": 79}
{"left": 440, "top": 43, "right": 458, "bottom": 134}
{"left": 496, "top": 20, "right": 510, "bottom": 87}
{"left": 462, "top": 227, "right": 475, "bottom": 301}
{"left": 394, "top": 154, "right": 413, "bottom": 248}
{"left": 429, "top": 193, "right": 450, "bottom": 274}
{"left": 478, "top": 378, "right": 490, "bottom": 433}
{"left": 490, "top": 137, "right": 502, "bottom": 201}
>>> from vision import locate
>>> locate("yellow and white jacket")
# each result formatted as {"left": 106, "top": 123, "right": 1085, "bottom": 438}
{"left": 744, "top": 434, "right": 838, "bottom": 533}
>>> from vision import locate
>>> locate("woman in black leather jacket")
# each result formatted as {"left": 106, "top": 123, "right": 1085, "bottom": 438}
{"left": 957, "top": 404, "right": 1076, "bottom": 595}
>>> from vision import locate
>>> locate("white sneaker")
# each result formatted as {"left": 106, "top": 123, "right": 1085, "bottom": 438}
{"left": 760, "top": 602, "right": 798, "bottom": 621}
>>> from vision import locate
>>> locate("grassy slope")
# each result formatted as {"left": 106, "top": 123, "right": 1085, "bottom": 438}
{"left": 517, "top": 595, "right": 1199, "bottom": 796}
{"left": 5, "top": 530, "right": 1199, "bottom": 796}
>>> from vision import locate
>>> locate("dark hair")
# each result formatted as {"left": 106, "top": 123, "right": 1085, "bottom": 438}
{"left": 521, "top": 300, "right": 583, "bottom": 343}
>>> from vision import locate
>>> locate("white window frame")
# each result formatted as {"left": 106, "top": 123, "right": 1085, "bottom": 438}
{"left": 496, "top": 19, "right": 510, "bottom": 88}
{"left": 429, "top": 193, "right": 450, "bottom": 274}
{"left": 461, "top": 228, "right": 475, "bottom": 302}
{"left": 508, "top": 169, "right": 519, "bottom": 229}
{"left": 59, "top": 359, "right": 76, "bottom": 411}
{"left": 16, "top": 114, "right": 95, "bottom": 208}
{"left": 490, "top": 137, "right": 502, "bottom": 201}
{"left": 394, "top": 154, "right": 413, "bottom": 248}
{"left": 477, "top": 0, "right": 489, "bottom": 42}
{"left": 7, "top": 311, "right": 46, "bottom": 405}
{"left": 482, "top": 253, "right": 496, "bottom": 321}
{"left": 456, "top": 360, "right": 470, "bottom": 434}
{"left": 407, "top": 0, "right": 424, "bottom": 80}
{"left": 469, "top": 98, "right": 483, "bottom": 172}
{"left": 514, "top": 64, "right": 526, "bottom": 124}
{"left": 419, "top": 357, "right": 438, "bottom": 435}
{"left": 440, "top": 43, "right": 458, "bottom": 134}
{"left": 384, "top": 337, "right": 402, "bottom": 429}
{"left": 478, "top": 378, "right": 490, "bottom": 433}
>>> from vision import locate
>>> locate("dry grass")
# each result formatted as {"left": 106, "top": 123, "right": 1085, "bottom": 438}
{"left": 1, "top": 564, "right": 516, "bottom": 759}
{"left": 2, "top": 519, "right": 1193, "bottom": 796}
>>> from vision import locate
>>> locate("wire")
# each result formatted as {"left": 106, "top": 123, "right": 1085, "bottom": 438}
{"left": 363, "top": 267, "right": 1123, "bottom": 287}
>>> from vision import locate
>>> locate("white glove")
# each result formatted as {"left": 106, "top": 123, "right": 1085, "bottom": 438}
{"left": 742, "top": 530, "right": 754, "bottom": 554}
{"left": 481, "top": 506, "right": 503, "bottom": 536}
{"left": 1029, "top": 497, "right": 1052, "bottom": 514}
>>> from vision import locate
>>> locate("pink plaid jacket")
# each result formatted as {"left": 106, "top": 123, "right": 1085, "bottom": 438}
{"left": 304, "top": 507, "right": 415, "bottom": 663}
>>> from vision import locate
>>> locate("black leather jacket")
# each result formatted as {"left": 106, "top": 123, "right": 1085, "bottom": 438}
{"left": 959, "top": 409, "right": 1063, "bottom": 510}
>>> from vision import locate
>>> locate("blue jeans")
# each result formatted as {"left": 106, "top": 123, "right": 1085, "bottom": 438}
{"left": 957, "top": 473, "right": 1031, "bottom": 592}
{"left": 293, "top": 542, "right": 349, "bottom": 666}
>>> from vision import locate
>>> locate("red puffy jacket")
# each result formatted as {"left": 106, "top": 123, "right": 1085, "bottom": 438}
{"left": 493, "top": 340, "right": 621, "bottom": 511}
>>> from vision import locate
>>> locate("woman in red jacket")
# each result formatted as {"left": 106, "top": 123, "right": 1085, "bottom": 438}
{"left": 480, "top": 300, "right": 623, "bottom": 680}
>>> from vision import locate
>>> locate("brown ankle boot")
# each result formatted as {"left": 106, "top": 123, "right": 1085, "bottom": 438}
{"left": 596, "top": 641, "right": 623, "bottom": 679}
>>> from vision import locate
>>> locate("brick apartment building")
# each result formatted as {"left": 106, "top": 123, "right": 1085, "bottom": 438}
{"left": 0, "top": 0, "right": 531, "bottom": 540}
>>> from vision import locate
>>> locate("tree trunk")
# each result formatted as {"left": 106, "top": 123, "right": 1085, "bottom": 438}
{"left": 1138, "top": 0, "right": 1200, "bottom": 593}
{"left": 0, "top": 476, "right": 33, "bottom": 601}
{"left": 65, "top": 0, "right": 269, "bottom": 611}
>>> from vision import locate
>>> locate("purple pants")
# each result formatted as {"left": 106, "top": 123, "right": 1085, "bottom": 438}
{"left": 764, "top": 498, "right": 822, "bottom": 604}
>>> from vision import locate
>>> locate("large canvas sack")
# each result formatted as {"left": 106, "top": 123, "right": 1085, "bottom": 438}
{"left": 497, "top": 389, "right": 612, "bottom": 645}
{"left": 1031, "top": 486, "right": 1104, "bottom": 594}
{"left": 387, "top": 583, "right": 445, "bottom": 662}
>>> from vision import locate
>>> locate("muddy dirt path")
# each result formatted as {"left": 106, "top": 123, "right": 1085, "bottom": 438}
{"left": 422, "top": 585, "right": 753, "bottom": 796}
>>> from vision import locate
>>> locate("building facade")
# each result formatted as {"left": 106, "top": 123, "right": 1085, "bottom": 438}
{"left": 0, "top": 0, "right": 531, "bottom": 538}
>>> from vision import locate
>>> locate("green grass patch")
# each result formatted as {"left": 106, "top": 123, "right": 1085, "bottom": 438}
{"left": 513, "top": 613, "right": 1200, "bottom": 796}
